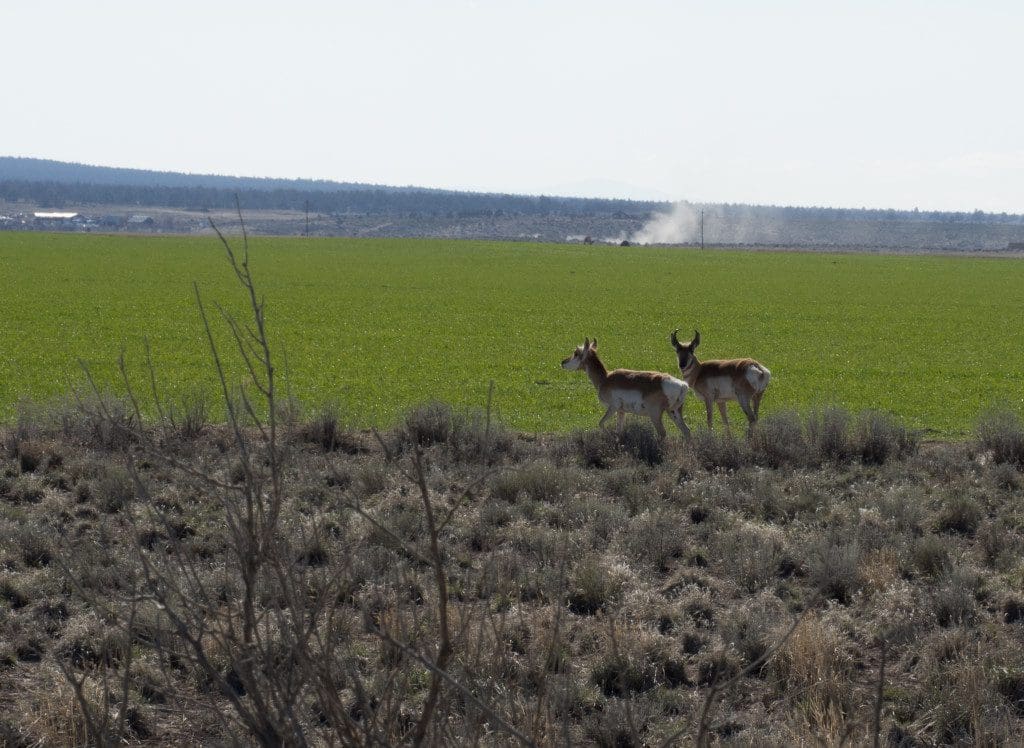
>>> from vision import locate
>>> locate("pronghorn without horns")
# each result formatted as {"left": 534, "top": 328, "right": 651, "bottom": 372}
{"left": 670, "top": 329, "right": 771, "bottom": 432}
{"left": 561, "top": 338, "right": 691, "bottom": 439}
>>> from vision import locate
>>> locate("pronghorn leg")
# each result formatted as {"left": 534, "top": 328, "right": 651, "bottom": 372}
{"left": 737, "top": 395, "right": 758, "bottom": 437}
{"left": 650, "top": 412, "right": 667, "bottom": 440}
{"left": 717, "top": 402, "right": 730, "bottom": 433}
{"left": 598, "top": 405, "right": 616, "bottom": 428}
{"left": 704, "top": 398, "right": 715, "bottom": 429}
{"left": 752, "top": 391, "right": 764, "bottom": 419}
{"left": 670, "top": 408, "right": 691, "bottom": 439}
{"left": 737, "top": 394, "right": 757, "bottom": 426}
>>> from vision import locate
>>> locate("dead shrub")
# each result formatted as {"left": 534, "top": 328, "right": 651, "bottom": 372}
{"left": 489, "top": 470, "right": 526, "bottom": 503}
{"left": 401, "top": 401, "right": 456, "bottom": 447}
{"left": 853, "top": 410, "right": 918, "bottom": 465}
{"left": 935, "top": 495, "right": 983, "bottom": 535}
{"left": 583, "top": 699, "right": 651, "bottom": 747}
{"left": 0, "top": 574, "right": 32, "bottom": 609}
{"left": 807, "top": 539, "right": 862, "bottom": 604}
{"left": 1004, "top": 597, "right": 1024, "bottom": 624}
{"left": 491, "top": 460, "right": 568, "bottom": 503}
{"left": 13, "top": 664, "right": 92, "bottom": 746}
{"left": 988, "top": 460, "right": 1020, "bottom": 490}
{"left": 933, "top": 569, "right": 978, "bottom": 627}
{"left": 622, "top": 510, "right": 687, "bottom": 572}
{"left": 130, "top": 658, "right": 171, "bottom": 705}
{"left": 770, "top": 615, "right": 851, "bottom": 736}
{"left": 574, "top": 428, "right": 619, "bottom": 469}
{"left": 55, "top": 616, "right": 130, "bottom": 668}
{"left": 691, "top": 429, "right": 752, "bottom": 471}
{"left": 600, "top": 466, "right": 652, "bottom": 515}
{"left": 450, "top": 409, "right": 514, "bottom": 463}
{"left": 16, "top": 440, "right": 51, "bottom": 473}
{"left": 976, "top": 407, "right": 1024, "bottom": 467}
{"left": 717, "top": 524, "right": 788, "bottom": 593}
{"left": 89, "top": 466, "right": 135, "bottom": 513}
{"left": 618, "top": 422, "right": 664, "bottom": 466}
{"left": 859, "top": 547, "right": 901, "bottom": 596}
{"left": 65, "top": 393, "right": 138, "bottom": 451}
{"left": 751, "top": 410, "right": 810, "bottom": 467}
{"left": 4, "top": 475, "right": 45, "bottom": 504}
{"left": 567, "top": 557, "right": 625, "bottom": 615}
{"left": 806, "top": 406, "right": 853, "bottom": 462}
{"left": 721, "top": 593, "right": 787, "bottom": 669}
{"left": 997, "top": 669, "right": 1024, "bottom": 716}
{"left": 354, "top": 462, "right": 389, "bottom": 497}
{"left": 696, "top": 647, "right": 742, "bottom": 686}
{"left": 299, "top": 403, "right": 359, "bottom": 453}
{"left": 171, "top": 392, "right": 209, "bottom": 441}
{"left": 14, "top": 524, "right": 54, "bottom": 568}
{"left": 397, "top": 401, "right": 511, "bottom": 463}
{"left": 922, "top": 650, "right": 1013, "bottom": 745}
{"left": 911, "top": 534, "right": 950, "bottom": 577}
{"left": 591, "top": 651, "right": 656, "bottom": 697}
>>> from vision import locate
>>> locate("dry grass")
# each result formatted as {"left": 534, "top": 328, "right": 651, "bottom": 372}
{"left": 0, "top": 404, "right": 1022, "bottom": 745}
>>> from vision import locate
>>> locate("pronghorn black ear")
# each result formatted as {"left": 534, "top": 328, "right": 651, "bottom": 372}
{"left": 693, "top": 330, "right": 701, "bottom": 348}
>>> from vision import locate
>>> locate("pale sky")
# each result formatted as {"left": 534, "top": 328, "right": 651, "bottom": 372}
{"left": 4, "top": 1, "right": 1022, "bottom": 212}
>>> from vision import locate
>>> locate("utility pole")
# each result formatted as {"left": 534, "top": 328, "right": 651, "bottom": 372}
{"left": 700, "top": 209, "right": 704, "bottom": 250}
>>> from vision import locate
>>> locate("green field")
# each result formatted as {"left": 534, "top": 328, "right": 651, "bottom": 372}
{"left": 1, "top": 232, "right": 1022, "bottom": 435}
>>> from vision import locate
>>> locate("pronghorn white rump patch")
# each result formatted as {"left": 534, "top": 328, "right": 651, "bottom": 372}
{"left": 745, "top": 364, "right": 771, "bottom": 392}
{"left": 660, "top": 377, "right": 689, "bottom": 409}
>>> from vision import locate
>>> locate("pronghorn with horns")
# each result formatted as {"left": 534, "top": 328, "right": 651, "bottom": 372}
{"left": 670, "top": 329, "right": 770, "bottom": 432}
{"left": 561, "top": 338, "right": 691, "bottom": 438}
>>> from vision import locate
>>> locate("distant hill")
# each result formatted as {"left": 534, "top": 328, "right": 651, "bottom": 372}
{"left": 0, "top": 157, "right": 663, "bottom": 216}
{"left": 3, "top": 156, "right": 1024, "bottom": 249}
{"left": 0, "top": 156, "right": 418, "bottom": 193}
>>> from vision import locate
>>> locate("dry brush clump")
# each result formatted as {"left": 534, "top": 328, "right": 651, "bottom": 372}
{"left": 976, "top": 407, "right": 1024, "bottom": 468}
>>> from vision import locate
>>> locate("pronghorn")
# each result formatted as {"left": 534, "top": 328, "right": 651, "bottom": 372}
{"left": 670, "top": 329, "right": 771, "bottom": 433}
{"left": 561, "top": 338, "right": 691, "bottom": 438}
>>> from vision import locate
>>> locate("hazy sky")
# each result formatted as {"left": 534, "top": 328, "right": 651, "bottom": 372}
{"left": 4, "top": 1, "right": 1022, "bottom": 212}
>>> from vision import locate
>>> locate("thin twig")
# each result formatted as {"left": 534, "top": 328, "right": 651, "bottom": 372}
{"left": 873, "top": 640, "right": 887, "bottom": 748}
{"left": 409, "top": 447, "right": 452, "bottom": 748}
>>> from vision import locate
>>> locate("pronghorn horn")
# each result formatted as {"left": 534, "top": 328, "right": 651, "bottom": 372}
{"left": 693, "top": 330, "right": 701, "bottom": 347}
{"left": 592, "top": 337, "right": 597, "bottom": 348}
{"left": 670, "top": 328, "right": 680, "bottom": 347}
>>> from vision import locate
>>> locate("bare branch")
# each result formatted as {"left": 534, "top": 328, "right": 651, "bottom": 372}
{"left": 409, "top": 447, "right": 452, "bottom": 748}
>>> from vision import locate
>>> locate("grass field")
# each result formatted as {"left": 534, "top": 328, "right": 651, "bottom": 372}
{"left": 1, "top": 231, "right": 1023, "bottom": 435}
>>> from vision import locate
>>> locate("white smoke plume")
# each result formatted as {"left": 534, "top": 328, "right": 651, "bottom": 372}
{"left": 630, "top": 201, "right": 700, "bottom": 245}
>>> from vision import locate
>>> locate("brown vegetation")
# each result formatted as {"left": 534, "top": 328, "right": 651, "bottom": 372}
{"left": 1, "top": 400, "right": 1023, "bottom": 745}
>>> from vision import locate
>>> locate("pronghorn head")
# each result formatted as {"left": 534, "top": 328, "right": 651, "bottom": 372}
{"left": 670, "top": 329, "right": 700, "bottom": 370}
{"left": 561, "top": 337, "right": 597, "bottom": 371}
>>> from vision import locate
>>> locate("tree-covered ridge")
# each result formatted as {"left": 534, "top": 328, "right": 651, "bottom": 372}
{"left": 0, "top": 157, "right": 661, "bottom": 216}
